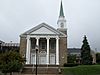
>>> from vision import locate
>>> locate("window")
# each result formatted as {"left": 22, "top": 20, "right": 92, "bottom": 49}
{"left": 41, "top": 41, "right": 46, "bottom": 49}
{"left": 31, "top": 39, "right": 36, "bottom": 49}
{"left": 50, "top": 41, "right": 55, "bottom": 49}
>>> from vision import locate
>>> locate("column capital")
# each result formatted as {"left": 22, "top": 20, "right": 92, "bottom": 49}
{"left": 56, "top": 37, "right": 59, "bottom": 39}
{"left": 36, "top": 37, "right": 40, "bottom": 40}
{"left": 46, "top": 37, "right": 50, "bottom": 40}
{"left": 36, "top": 37, "right": 39, "bottom": 46}
{"left": 27, "top": 35, "right": 30, "bottom": 39}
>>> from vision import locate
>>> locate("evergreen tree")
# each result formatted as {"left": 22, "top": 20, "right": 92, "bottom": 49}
{"left": 81, "top": 35, "right": 92, "bottom": 64}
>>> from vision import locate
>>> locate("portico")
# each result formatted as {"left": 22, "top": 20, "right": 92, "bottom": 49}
{"left": 26, "top": 35, "right": 59, "bottom": 65}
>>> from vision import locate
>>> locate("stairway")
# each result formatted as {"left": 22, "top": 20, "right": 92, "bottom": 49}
{"left": 21, "top": 65, "right": 62, "bottom": 74}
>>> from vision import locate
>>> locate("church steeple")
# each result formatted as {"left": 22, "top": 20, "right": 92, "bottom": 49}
{"left": 59, "top": 0, "right": 64, "bottom": 17}
{"left": 57, "top": 0, "right": 66, "bottom": 29}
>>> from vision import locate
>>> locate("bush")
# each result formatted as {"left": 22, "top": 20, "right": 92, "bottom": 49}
{"left": 67, "top": 55, "right": 77, "bottom": 63}
{"left": 64, "top": 63, "right": 79, "bottom": 67}
{"left": 0, "top": 51, "right": 25, "bottom": 75}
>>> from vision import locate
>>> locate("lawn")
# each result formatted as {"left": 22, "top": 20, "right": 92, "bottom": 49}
{"left": 63, "top": 65, "right": 100, "bottom": 75}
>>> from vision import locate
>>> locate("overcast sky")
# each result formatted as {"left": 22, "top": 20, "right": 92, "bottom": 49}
{"left": 0, "top": 0, "right": 100, "bottom": 52}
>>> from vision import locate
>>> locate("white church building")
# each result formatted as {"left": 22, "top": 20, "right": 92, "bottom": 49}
{"left": 20, "top": 1, "right": 67, "bottom": 66}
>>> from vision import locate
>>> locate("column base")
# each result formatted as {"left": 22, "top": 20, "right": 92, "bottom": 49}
{"left": 26, "top": 61, "right": 30, "bottom": 64}
{"left": 26, "top": 62, "right": 29, "bottom": 64}
{"left": 46, "top": 63, "right": 49, "bottom": 65}
{"left": 56, "top": 63, "right": 59, "bottom": 65}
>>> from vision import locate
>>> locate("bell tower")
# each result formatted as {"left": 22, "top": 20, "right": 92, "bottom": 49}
{"left": 57, "top": 0, "right": 67, "bottom": 34}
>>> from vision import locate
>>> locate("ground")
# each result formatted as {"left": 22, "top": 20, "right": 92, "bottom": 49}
{"left": 63, "top": 65, "right": 100, "bottom": 75}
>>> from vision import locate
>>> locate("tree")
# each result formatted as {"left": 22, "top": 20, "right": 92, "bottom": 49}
{"left": 96, "top": 53, "right": 100, "bottom": 64}
{"left": 0, "top": 50, "right": 25, "bottom": 75}
{"left": 81, "top": 35, "right": 92, "bottom": 65}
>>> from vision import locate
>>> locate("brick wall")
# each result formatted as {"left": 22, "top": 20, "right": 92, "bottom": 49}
{"left": 59, "top": 37, "right": 67, "bottom": 66}
{"left": 20, "top": 37, "right": 27, "bottom": 57}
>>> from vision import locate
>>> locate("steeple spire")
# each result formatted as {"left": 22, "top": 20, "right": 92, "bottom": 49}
{"left": 57, "top": 0, "right": 66, "bottom": 29}
{"left": 59, "top": 0, "right": 64, "bottom": 17}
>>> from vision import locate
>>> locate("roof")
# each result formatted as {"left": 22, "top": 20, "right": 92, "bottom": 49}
{"left": 68, "top": 48, "right": 96, "bottom": 55}
{"left": 68, "top": 48, "right": 81, "bottom": 53}
{"left": 21, "top": 23, "right": 66, "bottom": 37}
{"left": 1, "top": 43, "right": 19, "bottom": 47}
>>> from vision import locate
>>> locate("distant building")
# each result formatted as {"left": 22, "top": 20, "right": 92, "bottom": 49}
{"left": 0, "top": 40, "right": 19, "bottom": 52}
{"left": 68, "top": 48, "right": 81, "bottom": 56}
{"left": 68, "top": 48, "right": 96, "bottom": 64}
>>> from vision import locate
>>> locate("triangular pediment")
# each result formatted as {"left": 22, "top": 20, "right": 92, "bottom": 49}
{"left": 21, "top": 23, "right": 66, "bottom": 37}
{"left": 30, "top": 26, "right": 56, "bottom": 34}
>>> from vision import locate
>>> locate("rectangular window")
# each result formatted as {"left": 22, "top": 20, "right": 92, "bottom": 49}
{"left": 41, "top": 42, "right": 46, "bottom": 49}
{"left": 50, "top": 42, "right": 55, "bottom": 49}
{"left": 31, "top": 39, "right": 36, "bottom": 49}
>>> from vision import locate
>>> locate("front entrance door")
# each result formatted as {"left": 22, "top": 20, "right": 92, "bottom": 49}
{"left": 31, "top": 54, "right": 36, "bottom": 64}
{"left": 39, "top": 51, "right": 47, "bottom": 64}
{"left": 50, "top": 54, "right": 55, "bottom": 64}
{"left": 39, "top": 55, "right": 47, "bottom": 64}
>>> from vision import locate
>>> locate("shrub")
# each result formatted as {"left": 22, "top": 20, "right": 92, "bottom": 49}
{"left": 67, "top": 55, "right": 77, "bottom": 63}
{"left": 0, "top": 51, "right": 25, "bottom": 75}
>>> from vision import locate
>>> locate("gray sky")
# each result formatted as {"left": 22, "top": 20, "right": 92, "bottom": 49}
{"left": 0, "top": 0, "right": 100, "bottom": 52}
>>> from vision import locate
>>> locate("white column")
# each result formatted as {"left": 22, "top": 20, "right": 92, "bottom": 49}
{"left": 56, "top": 37, "right": 59, "bottom": 65}
{"left": 46, "top": 37, "right": 50, "bottom": 65}
{"left": 26, "top": 35, "right": 31, "bottom": 64}
{"left": 36, "top": 37, "right": 39, "bottom": 64}
{"left": 36, "top": 37, "right": 39, "bottom": 46}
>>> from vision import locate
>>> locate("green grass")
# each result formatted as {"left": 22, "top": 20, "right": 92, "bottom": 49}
{"left": 63, "top": 65, "right": 100, "bottom": 75}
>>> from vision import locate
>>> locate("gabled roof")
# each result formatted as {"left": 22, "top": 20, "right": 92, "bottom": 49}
{"left": 21, "top": 23, "right": 66, "bottom": 37}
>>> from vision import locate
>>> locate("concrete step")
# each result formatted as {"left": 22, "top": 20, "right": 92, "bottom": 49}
{"left": 21, "top": 67, "right": 33, "bottom": 74}
{"left": 21, "top": 74, "right": 63, "bottom": 75}
{"left": 5, "top": 73, "right": 63, "bottom": 75}
{"left": 24, "top": 64, "right": 59, "bottom": 67}
{"left": 21, "top": 67, "right": 62, "bottom": 74}
{"left": 20, "top": 74, "right": 62, "bottom": 75}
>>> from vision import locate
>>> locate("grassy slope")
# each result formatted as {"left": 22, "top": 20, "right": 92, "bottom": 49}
{"left": 63, "top": 65, "right": 100, "bottom": 75}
